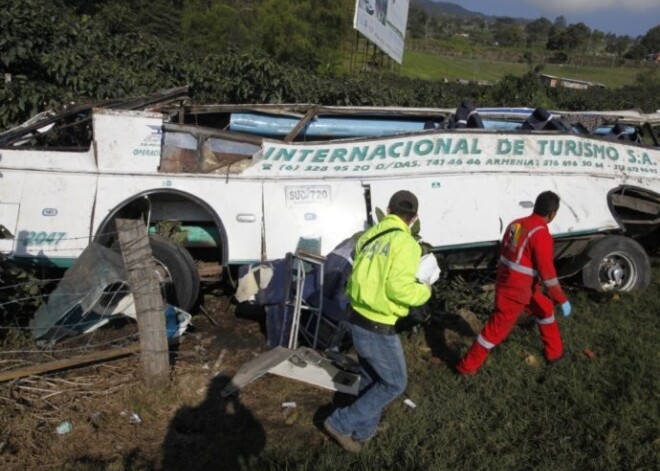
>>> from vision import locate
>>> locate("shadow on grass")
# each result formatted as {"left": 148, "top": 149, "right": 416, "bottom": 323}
{"left": 311, "top": 391, "right": 355, "bottom": 432}
{"left": 422, "top": 312, "right": 476, "bottom": 369}
{"left": 162, "top": 374, "right": 266, "bottom": 471}
{"left": 234, "top": 302, "right": 268, "bottom": 342}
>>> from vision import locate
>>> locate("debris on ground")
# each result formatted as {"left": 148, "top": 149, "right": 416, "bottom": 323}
{"left": 524, "top": 354, "right": 541, "bottom": 368}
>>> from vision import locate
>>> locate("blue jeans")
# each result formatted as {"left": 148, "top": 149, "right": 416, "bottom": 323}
{"left": 327, "top": 323, "right": 407, "bottom": 441}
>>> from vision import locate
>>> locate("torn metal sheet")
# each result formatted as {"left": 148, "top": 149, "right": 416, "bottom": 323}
{"left": 29, "top": 242, "right": 191, "bottom": 345}
{"left": 221, "top": 346, "right": 296, "bottom": 397}
{"left": 268, "top": 347, "right": 359, "bottom": 395}
{"left": 30, "top": 242, "right": 129, "bottom": 343}
{"left": 221, "top": 346, "right": 359, "bottom": 397}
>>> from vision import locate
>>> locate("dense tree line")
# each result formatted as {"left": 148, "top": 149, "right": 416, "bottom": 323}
{"left": 1, "top": 0, "right": 659, "bottom": 131}
{"left": 408, "top": 4, "right": 660, "bottom": 63}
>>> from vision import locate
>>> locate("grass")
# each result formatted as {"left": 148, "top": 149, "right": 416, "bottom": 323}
{"left": 400, "top": 50, "right": 643, "bottom": 88}
{"left": 401, "top": 50, "right": 528, "bottom": 82}
{"left": 1, "top": 258, "right": 658, "bottom": 470}
{"left": 540, "top": 64, "right": 641, "bottom": 89}
{"left": 253, "top": 258, "right": 660, "bottom": 470}
{"left": 341, "top": 35, "right": 649, "bottom": 89}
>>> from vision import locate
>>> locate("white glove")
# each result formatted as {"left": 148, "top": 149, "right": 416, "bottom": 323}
{"left": 416, "top": 253, "right": 441, "bottom": 286}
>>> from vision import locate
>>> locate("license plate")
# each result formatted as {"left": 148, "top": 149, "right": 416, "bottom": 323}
{"left": 285, "top": 185, "right": 332, "bottom": 207}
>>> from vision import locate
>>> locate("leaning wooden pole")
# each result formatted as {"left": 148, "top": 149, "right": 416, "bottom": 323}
{"left": 116, "top": 218, "right": 169, "bottom": 387}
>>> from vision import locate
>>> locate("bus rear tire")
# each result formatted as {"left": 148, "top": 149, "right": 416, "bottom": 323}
{"left": 581, "top": 236, "right": 651, "bottom": 292}
{"left": 149, "top": 235, "right": 200, "bottom": 312}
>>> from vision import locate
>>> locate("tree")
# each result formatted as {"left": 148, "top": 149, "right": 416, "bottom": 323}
{"left": 545, "top": 21, "right": 591, "bottom": 55}
{"left": 554, "top": 15, "right": 567, "bottom": 29}
{"left": 640, "top": 25, "right": 660, "bottom": 54}
{"left": 181, "top": 1, "right": 250, "bottom": 55}
{"left": 495, "top": 25, "right": 524, "bottom": 48}
{"left": 606, "top": 34, "right": 632, "bottom": 57}
{"left": 493, "top": 18, "right": 524, "bottom": 48}
{"left": 407, "top": 5, "right": 429, "bottom": 40}
{"left": 546, "top": 26, "right": 564, "bottom": 51}
{"left": 625, "top": 42, "right": 649, "bottom": 60}
{"left": 63, "top": 0, "right": 184, "bottom": 40}
{"left": 590, "top": 30, "right": 606, "bottom": 55}
{"left": 0, "top": 0, "right": 190, "bottom": 128}
{"left": 305, "top": 0, "right": 351, "bottom": 70}
{"left": 487, "top": 72, "right": 550, "bottom": 108}
{"left": 563, "top": 22, "right": 591, "bottom": 52}
{"left": 255, "top": 0, "right": 347, "bottom": 72}
{"left": 467, "top": 18, "right": 493, "bottom": 46}
{"left": 525, "top": 17, "right": 552, "bottom": 48}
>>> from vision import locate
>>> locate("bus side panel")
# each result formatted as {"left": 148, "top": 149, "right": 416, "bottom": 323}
{"left": 93, "top": 109, "right": 163, "bottom": 174}
{"left": 196, "top": 181, "right": 264, "bottom": 263}
{"left": 369, "top": 174, "right": 622, "bottom": 251}
{"left": 92, "top": 176, "right": 264, "bottom": 263}
{"left": 0, "top": 143, "right": 98, "bottom": 262}
{"left": 498, "top": 175, "right": 623, "bottom": 237}
{"left": 369, "top": 175, "right": 501, "bottom": 248}
{"left": 13, "top": 172, "right": 97, "bottom": 261}
{"left": 263, "top": 181, "right": 368, "bottom": 258}
{"left": 0, "top": 169, "right": 25, "bottom": 254}
{"left": 0, "top": 203, "right": 20, "bottom": 254}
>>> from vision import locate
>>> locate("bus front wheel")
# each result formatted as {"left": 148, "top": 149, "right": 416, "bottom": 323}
{"left": 149, "top": 235, "right": 200, "bottom": 312}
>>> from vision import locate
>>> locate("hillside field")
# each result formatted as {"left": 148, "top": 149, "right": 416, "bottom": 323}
{"left": 400, "top": 50, "right": 645, "bottom": 88}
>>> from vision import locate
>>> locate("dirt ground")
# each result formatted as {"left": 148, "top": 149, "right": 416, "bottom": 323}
{"left": 0, "top": 289, "right": 370, "bottom": 470}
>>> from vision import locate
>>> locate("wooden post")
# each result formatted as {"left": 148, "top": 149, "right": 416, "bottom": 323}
{"left": 116, "top": 218, "right": 169, "bottom": 387}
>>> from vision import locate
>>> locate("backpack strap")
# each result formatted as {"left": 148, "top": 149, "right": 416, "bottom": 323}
{"left": 359, "top": 227, "right": 402, "bottom": 251}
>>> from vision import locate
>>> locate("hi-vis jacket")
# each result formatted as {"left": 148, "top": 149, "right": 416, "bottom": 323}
{"left": 347, "top": 214, "right": 431, "bottom": 325}
{"left": 497, "top": 213, "right": 568, "bottom": 305}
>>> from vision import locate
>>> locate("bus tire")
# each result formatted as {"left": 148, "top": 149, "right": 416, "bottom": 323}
{"left": 581, "top": 236, "right": 651, "bottom": 292}
{"left": 149, "top": 235, "right": 200, "bottom": 312}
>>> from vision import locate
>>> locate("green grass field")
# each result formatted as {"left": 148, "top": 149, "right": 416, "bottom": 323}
{"left": 400, "top": 50, "right": 643, "bottom": 89}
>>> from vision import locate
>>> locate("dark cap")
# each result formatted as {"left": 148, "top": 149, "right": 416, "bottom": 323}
{"left": 388, "top": 190, "right": 418, "bottom": 215}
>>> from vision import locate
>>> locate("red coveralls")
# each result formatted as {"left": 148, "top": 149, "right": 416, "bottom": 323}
{"left": 456, "top": 213, "right": 567, "bottom": 374}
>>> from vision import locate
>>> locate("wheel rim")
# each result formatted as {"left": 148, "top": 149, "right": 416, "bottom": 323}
{"left": 153, "top": 259, "right": 174, "bottom": 299}
{"left": 597, "top": 251, "right": 638, "bottom": 291}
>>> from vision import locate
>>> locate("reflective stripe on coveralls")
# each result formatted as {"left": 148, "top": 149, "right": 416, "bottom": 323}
{"left": 544, "top": 277, "right": 560, "bottom": 287}
{"left": 499, "top": 225, "right": 559, "bottom": 288}
{"left": 536, "top": 314, "right": 556, "bottom": 325}
{"left": 498, "top": 256, "right": 538, "bottom": 276}
{"left": 514, "top": 226, "right": 544, "bottom": 263}
{"left": 476, "top": 334, "right": 496, "bottom": 350}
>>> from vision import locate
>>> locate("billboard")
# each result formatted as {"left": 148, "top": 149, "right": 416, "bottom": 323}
{"left": 354, "top": 0, "right": 410, "bottom": 64}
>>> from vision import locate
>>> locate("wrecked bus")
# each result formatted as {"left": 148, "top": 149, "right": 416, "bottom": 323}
{"left": 1, "top": 87, "right": 659, "bottom": 311}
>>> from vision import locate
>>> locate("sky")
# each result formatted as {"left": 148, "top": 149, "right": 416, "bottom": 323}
{"left": 441, "top": 0, "right": 660, "bottom": 37}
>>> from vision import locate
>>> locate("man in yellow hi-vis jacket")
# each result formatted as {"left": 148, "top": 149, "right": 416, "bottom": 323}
{"left": 323, "top": 190, "right": 433, "bottom": 452}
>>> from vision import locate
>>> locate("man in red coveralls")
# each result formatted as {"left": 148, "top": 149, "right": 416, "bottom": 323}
{"left": 456, "top": 191, "right": 571, "bottom": 375}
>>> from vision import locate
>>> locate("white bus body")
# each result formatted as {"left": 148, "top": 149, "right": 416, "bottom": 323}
{"left": 1, "top": 89, "right": 659, "bottom": 305}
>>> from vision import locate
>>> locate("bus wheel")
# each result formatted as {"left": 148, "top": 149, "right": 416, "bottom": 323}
{"left": 581, "top": 236, "right": 651, "bottom": 292}
{"left": 149, "top": 235, "right": 200, "bottom": 312}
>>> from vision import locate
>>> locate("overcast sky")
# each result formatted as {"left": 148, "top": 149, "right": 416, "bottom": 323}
{"left": 444, "top": 0, "right": 659, "bottom": 37}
